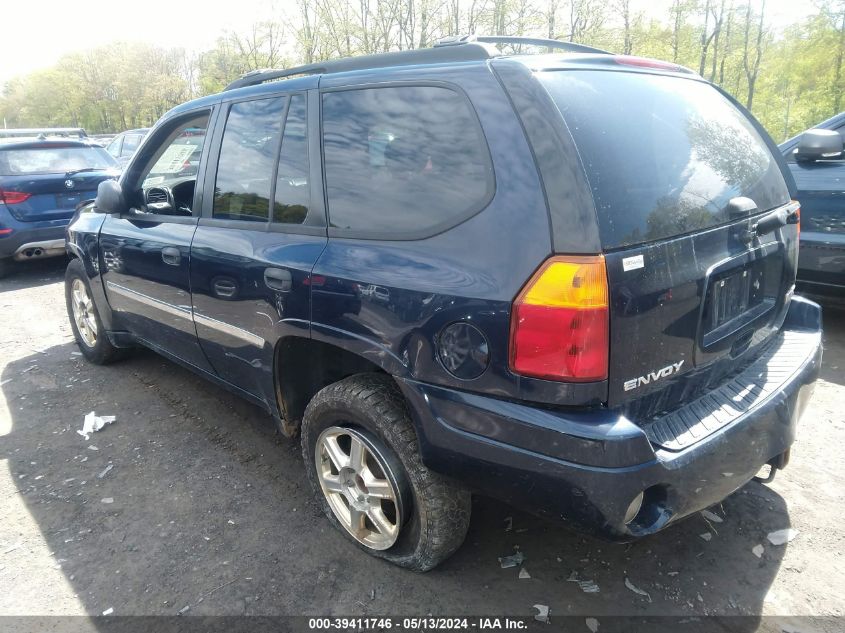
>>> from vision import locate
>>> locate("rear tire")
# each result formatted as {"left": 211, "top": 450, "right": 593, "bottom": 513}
{"left": 65, "top": 258, "right": 126, "bottom": 364}
{"left": 301, "top": 373, "right": 471, "bottom": 571}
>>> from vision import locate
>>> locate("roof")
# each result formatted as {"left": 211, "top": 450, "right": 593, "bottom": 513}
{"left": 115, "top": 128, "right": 150, "bottom": 135}
{"left": 0, "top": 127, "right": 87, "bottom": 139}
{"left": 0, "top": 138, "right": 101, "bottom": 150}
{"left": 166, "top": 35, "right": 699, "bottom": 118}
{"left": 223, "top": 35, "right": 609, "bottom": 91}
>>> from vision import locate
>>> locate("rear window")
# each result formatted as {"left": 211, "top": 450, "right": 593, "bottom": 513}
{"left": 0, "top": 145, "right": 116, "bottom": 176}
{"left": 539, "top": 71, "right": 789, "bottom": 248}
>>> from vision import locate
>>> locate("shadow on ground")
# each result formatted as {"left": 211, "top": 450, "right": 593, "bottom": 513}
{"left": 0, "top": 338, "right": 793, "bottom": 626}
{"left": 819, "top": 302, "right": 845, "bottom": 387}
{"left": 0, "top": 257, "right": 68, "bottom": 293}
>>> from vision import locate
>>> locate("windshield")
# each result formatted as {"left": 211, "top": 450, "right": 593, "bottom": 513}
{"left": 539, "top": 70, "right": 789, "bottom": 248}
{"left": 0, "top": 145, "right": 118, "bottom": 176}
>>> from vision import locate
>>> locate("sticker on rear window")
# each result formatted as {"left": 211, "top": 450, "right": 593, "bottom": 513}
{"left": 622, "top": 254, "right": 644, "bottom": 272}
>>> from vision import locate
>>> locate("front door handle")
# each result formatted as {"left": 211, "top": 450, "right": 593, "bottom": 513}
{"left": 161, "top": 246, "right": 181, "bottom": 266}
{"left": 264, "top": 267, "right": 292, "bottom": 292}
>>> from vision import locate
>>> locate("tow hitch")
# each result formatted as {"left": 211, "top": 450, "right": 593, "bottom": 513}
{"left": 753, "top": 449, "right": 791, "bottom": 484}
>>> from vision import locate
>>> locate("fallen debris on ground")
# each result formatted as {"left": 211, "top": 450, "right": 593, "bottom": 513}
{"left": 532, "top": 604, "right": 549, "bottom": 623}
{"left": 624, "top": 576, "right": 652, "bottom": 602}
{"left": 498, "top": 551, "right": 525, "bottom": 569}
{"left": 77, "top": 411, "right": 116, "bottom": 440}
{"left": 767, "top": 528, "right": 799, "bottom": 546}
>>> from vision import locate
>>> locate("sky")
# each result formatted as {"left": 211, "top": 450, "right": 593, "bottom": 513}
{"left": 0, "top": 0, "right": 822, "bottom": 85}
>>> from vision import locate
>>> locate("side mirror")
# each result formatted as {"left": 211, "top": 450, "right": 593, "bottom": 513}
{"left": 95, "top": 179, "right": 126, "bottom": 214}
{"left": 794, "top": 129, "right": 844, "bottom": 162}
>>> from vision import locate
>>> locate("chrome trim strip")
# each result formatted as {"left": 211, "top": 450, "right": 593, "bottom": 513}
{"left": 193, "top": 312, "right": 265, "bottom": 347}
{"left": 105, "top": 281, "right": 265, "bottom": 347}
{"left": 106, "top": 282, "right": 193, "bottom": 320}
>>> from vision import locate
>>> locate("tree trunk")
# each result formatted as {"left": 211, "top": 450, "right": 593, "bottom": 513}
{"left": 710, "top": 0, "right": 725, "bottom": 82}
{"left": 742, "top": 0, "right": 766, "bottom": 110}
{"left": 718, "top": 2, "right": 733, "bottom": 85}
{"left": 671, "top": 0, "right": 682, "bottom": 63}
{"left": 834, "top": 5, "right": 845, "bottom": 113}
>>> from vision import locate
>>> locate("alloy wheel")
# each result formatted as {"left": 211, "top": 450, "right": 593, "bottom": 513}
{"left": 70, "top": 278, "right": 98, "bottom": 348}
{"left": 315, "top": 426, "right": 405, "bottom": 550}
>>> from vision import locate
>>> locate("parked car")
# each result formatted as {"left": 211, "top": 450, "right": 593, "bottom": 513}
{"left": 105, "top": 128, "right": 149, "bottom": 167}
{"left": 0, "top": 127, "right": 87, "bottom": 140}
{"left": 65, "top": 35, "right": 822, "bottom": 571}
{"left": 89, "top": 134, "right": 117, "bottom": 147}
{"left": 779, "top": 112, "right": 845, "bottom": 299}
{"left": 0, "top": 138, "right": 119, "bottom": 277}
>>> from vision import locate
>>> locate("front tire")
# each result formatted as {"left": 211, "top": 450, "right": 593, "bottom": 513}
{"left": 65, "top": 258, "right": 125, "bottom": 364}
{"left": 301, "top": 373, "right": 471, "bottom": 571}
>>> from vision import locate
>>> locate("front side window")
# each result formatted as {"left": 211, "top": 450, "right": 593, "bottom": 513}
{"left": 321, "top": 85, "right": 494, "bottom": 234}
{"left": 136, "top": 113, "right": 209, "bottom": 216}
{"left": 213, "top": 97, "right": 285, "bottom": 222}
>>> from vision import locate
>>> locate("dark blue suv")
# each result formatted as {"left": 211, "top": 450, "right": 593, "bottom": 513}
{"left": 64, "top": 36, "right": 823, "bottom": 571}
{"left": 779, "top": 112, "right": 845, "bottom": 299}
{"left": 0, "top": 135, "right": 119, "bottom": 277}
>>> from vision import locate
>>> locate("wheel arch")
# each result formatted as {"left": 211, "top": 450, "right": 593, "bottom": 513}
{"left": 273, "top": 336, "right": 389, "bottom": 436}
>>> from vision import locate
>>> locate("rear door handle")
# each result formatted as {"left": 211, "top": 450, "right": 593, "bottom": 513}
{"left": 212, "top": 277, "right": 238, "bottom": 299}
{"left": 264, "top": 267, "right": 292, "bottom": 292}
{"left": 161, "top": 246, "right": 181, "bottom": 266}
{"left": 755, "top": 207, "right": 798, "bottom": 237}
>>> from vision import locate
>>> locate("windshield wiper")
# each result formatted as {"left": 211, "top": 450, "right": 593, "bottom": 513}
{"left": 64, "top": 167, "right": 112, "bottom": 177}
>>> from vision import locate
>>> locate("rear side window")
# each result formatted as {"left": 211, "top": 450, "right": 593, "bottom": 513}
{"left": 321, "top": 85, "right": 493, "bottom": 235}
{"left": 273, "top": 94, "right": 310, "bottom": 224}
{"left": 540, "top": 71, "right": 789, "bottom": 248}
{"left": 0, "top": 146, "right": 116, "bottom": 175}
{"left": 213, "top": 97, "right": 285, "bottom": 222}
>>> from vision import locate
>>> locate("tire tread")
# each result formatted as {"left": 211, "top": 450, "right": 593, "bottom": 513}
{"left": 301, "top": 373, "right": 471, "bottom": 572}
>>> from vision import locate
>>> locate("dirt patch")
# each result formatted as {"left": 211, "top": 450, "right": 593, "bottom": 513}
{"left": 1, "top": 259, "right": 843, "bottom": 625}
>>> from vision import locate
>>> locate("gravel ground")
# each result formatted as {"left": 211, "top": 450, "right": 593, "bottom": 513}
{"left": 0, "top": 258, "right": 843, "bottom": 630}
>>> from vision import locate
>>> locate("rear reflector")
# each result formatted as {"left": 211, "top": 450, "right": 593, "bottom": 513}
{"left": 510, "top": 255, "right": 609, "bottom": 382}
{"left": 0, "top": 228, "right": 12, "bottom": 236}
{"left": 0, "top": 189, "right": 32, "bottom": 205}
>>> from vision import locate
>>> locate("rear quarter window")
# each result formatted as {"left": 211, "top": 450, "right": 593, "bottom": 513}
{"left": 539, "top": 71, "right": 789, "bottom": 248}
{"left": 321, "top": 84, "right": 494, "bottom": 237}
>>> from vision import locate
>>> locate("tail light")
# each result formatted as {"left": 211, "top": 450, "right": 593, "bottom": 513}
{"left": 0, "top": 189, "right": 32, "bottom": 205}
{"left": 509, "top": 255, "right": 609, "bottom": 382}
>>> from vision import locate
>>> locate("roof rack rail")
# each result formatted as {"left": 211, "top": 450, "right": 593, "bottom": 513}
{"left": 435, "top": 34, "right": 608, "bottom": 54}
{"left": 224, "top": 44, "right": 493, "bottom": 91}
{"left": 472, "top": 35, "right": 609, "bottom": 55}
{"left": 0, "top": 127, "right": 88, "bottom": 139}
{"left": 223, "top": 34, "right": 608, "bottom": 91}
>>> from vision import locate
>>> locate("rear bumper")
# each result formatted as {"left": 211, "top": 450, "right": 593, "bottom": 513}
{"left": 0, "top": 208, "right": 69, "bottom": 260}
{"left": 398, "top": 296, "right": 822, "bottom": 540}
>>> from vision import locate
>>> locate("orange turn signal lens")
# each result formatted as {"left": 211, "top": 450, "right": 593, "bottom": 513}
{"left": 519, "top": 256, "right": 608, "bottom": 309}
